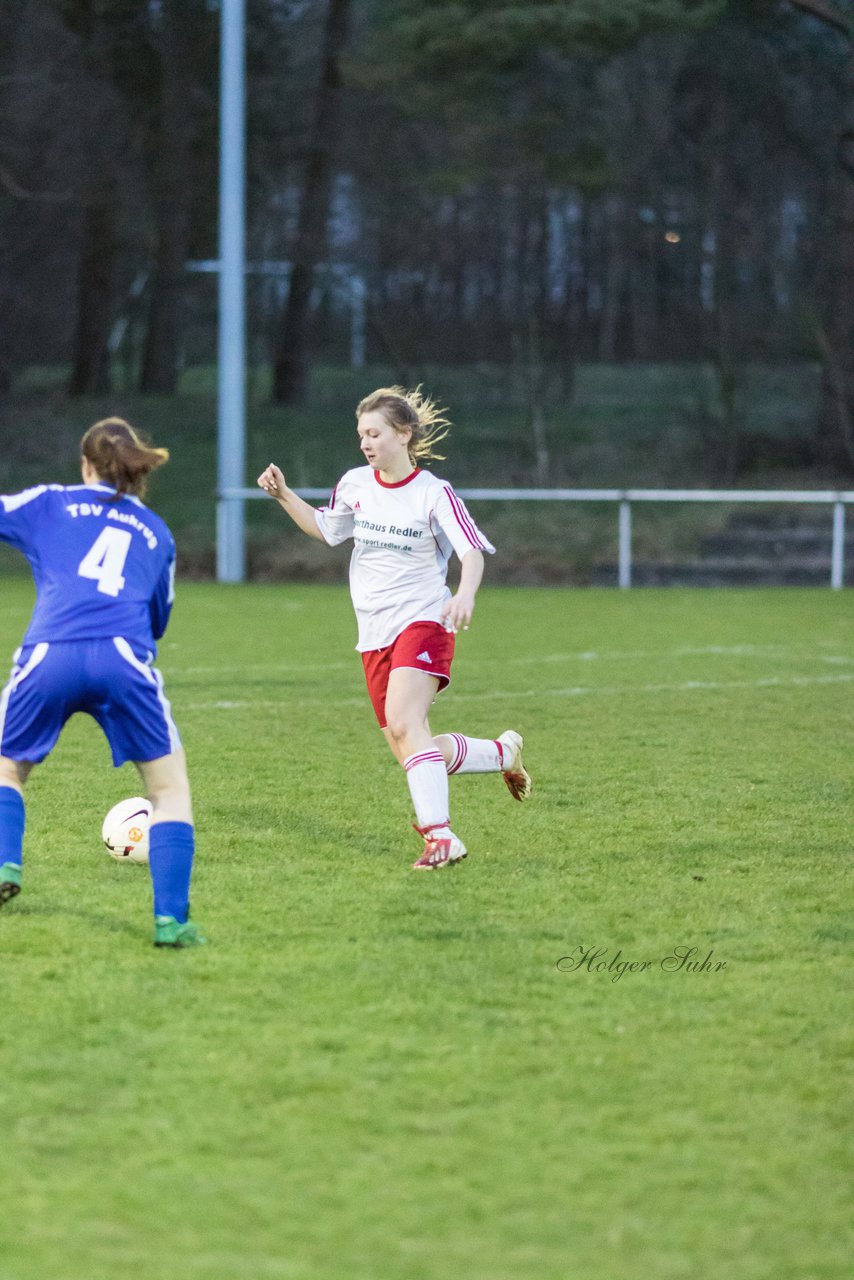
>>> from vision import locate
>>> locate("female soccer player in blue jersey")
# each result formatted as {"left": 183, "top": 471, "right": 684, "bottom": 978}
{"left": 0, "top": 418, "right": 204, "bottom": 948}
{"left": 258, "top": 386, "right": 532, "bottom": 871}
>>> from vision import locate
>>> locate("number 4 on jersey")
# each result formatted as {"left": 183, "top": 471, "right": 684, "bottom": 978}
{"left": 78, "top": 527, "right": 133, "bottom": 596}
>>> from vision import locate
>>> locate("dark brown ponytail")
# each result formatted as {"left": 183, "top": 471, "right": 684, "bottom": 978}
{"left": 80, "top": 418, "right": 169, "bottom": 500}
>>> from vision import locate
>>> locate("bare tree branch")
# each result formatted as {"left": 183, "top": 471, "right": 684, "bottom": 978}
{"left": 0, "top": 161, "right": 73, "bottom": 203}
{"left": 815, "top": 320, "right": 854, "bottom": 467}
{"left": 786, "top": 0, "right": 852, "bottom": 39}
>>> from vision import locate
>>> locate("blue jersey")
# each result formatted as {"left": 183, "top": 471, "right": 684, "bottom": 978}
{"left": 0, "top": 483, "right": 175, "bottom": 653}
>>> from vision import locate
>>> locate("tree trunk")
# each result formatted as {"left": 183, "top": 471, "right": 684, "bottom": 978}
{"left": 140, "top": 1, "right": 196, "bottom": 394}
{"left": 66, "top": 9, "right": 121, "bottom": 397}
{"left": 699, "top": 121, "right": 745, "bottom": 481}
{"left": 527, "top": 314, "right": 551, "bottom": 486}
{"left": 272, "top": 0, "right": 352, "bottom": 405}
{"left": 630, "top": 212, "right": 658, "bottom": 360}
{"left": 598, "top": 194, "right": 627, "bottom": 362}
{"left": 784, "top": 2, "right": 853, "bottom": 466}
{"left": 513, "top": 311, "right": 551, "bottom": 486}
{"left": 815, "top": 38, "right": 854, "bottom": 467}
{"left": 69, "top": 182, "right": 117, "bottom": 395}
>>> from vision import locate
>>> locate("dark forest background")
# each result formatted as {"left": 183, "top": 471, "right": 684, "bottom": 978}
{"left": 1, "top": 0, "right": 853, "bottom": 479}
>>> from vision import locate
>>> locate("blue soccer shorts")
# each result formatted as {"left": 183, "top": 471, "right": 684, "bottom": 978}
{"left": 0, "top": 637, "right": 182, "bottom": 767}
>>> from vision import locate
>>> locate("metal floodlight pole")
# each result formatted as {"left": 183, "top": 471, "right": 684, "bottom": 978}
{"left": 216, "top": 0, "right": 247, "bottom": 582}
{"left": 832, "top": 500, "right": 845, "bottom": 590}
{"left": 618, "top": 499, "right": 632, "bottom": 588}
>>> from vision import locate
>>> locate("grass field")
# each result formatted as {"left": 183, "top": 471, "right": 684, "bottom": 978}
{"left": 0, "top": 580, "right": 851, "bottom": 1280}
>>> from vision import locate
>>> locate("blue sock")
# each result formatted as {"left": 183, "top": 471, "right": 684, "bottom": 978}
{"left": 148, "top": 821, "right": 195, "bottom": 923}
{"left": 0, "top": 786, "right": 25, "bottom": 868}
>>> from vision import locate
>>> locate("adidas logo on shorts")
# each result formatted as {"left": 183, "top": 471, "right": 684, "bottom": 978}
{"left": 417, "top": 650, "right": 432, "bottom": 663}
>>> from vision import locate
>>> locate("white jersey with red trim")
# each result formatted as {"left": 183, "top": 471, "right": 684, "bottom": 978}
{"left": 314, "top": 466, "right": 495, "bottom": 651}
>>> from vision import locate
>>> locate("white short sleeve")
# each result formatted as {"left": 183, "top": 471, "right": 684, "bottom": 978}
{"left": 431, "top": 485, "right": 495, "bottom": 561}
{"left": 314, "top": 479, "right": 355, "bottom": 546}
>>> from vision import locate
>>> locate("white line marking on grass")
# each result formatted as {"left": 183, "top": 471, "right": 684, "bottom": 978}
{"left": 453, "top": 672, "right": 854, "bottom": 703}
{"left": 181, "top": 671, "right": 854, "bottom": 711}
{"left": 174, "top": 659, "right": 355, "bottom": 675}
{"left": 170, "top": 643, "right": 816, "bottom": 678}
{"left": 518, "top": 644, "right": 792, "bottom": 664}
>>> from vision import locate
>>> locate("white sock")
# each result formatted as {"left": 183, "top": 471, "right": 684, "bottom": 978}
{"left": 403, "top": 750, "right": 451, "bottom": 834}
{"left": 444, "top": 733, "right": 505, "bottom": 775}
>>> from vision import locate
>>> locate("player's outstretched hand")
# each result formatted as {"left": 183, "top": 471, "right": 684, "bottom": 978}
{"left": 442, "top": 591, "right": 475, "bottom": 634}
{"left": 257, "top": 463, "right": 287, "bottom": 500}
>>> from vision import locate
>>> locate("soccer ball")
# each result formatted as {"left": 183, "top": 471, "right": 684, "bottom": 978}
{"left": 102, "top": 797, "right": 152, "bottom": 864}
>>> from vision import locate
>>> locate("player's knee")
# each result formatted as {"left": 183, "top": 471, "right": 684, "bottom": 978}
{"left": 0, "top": 757, "right": 31, "bottom": 788}
{"left": 385, "top": 713, "right": 411, "bottom": 745}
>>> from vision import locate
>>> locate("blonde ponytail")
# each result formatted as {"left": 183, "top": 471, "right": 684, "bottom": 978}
{"left": 356, "top": 386, "right": 451, "bottom": 465}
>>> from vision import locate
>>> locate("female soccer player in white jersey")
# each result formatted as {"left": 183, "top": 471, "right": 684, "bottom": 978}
{"left": 257, "top": 386, "right": 531, "bottom": 870}
{"left": 0, "top": 418, "right": 205, "bottom": 947}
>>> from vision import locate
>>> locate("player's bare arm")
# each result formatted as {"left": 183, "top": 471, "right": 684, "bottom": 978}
{"left": 442, "top": 549, "right": 484, "bottom": 633}
{"left": 257, "top": 463, "right": 325, "bottom": 542}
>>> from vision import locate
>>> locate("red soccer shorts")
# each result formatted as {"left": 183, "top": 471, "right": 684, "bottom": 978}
{"left": 361, "top": 620, "right": 455, "bottom": 728}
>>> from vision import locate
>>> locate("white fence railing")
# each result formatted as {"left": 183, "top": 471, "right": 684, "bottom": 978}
{"left": 222, "top": 487, "right": 854, "bottom": 589}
